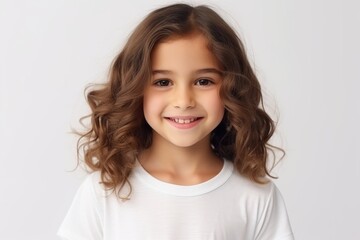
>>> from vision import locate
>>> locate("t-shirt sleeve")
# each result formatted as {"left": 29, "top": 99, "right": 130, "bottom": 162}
{"left": 255, "top": 183, "right": 295, "bottom": 240}
{"left": 57, "top": 173, "right": 103, "bottom": 240}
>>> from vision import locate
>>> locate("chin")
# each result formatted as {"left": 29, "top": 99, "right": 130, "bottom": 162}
{"left": 166, "top": 136, "right": 207, "bottom": 149}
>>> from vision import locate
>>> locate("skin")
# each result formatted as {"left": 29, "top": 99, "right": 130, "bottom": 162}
{"left": 139, "top": 32, "right": 225, "bottom": 185}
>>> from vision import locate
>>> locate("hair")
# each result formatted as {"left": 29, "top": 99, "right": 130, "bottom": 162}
{"left": 78, "top": 3, "right": 284, "bottom": 198}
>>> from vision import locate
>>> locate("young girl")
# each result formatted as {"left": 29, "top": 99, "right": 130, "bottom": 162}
{"left": 58, "top": 3, "right": 294, "bottom": 240}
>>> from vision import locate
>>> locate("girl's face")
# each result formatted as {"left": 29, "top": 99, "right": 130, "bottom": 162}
{"left": 143, "top": 32, "right": 224, "bottom": 148}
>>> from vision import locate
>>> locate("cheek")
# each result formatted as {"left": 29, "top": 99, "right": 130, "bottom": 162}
{"left": 212, "top": 100, "right": 225, "bottom": 122}
{"left": 202, "top": 92, "right": 225, "bottom": 119}
{"left": 143, "top": 92, "right": 164, "bottom": 119}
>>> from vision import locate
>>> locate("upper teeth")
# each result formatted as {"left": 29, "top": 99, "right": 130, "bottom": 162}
{"left": 172, "top": 118, "right": 196, "bottom": 124}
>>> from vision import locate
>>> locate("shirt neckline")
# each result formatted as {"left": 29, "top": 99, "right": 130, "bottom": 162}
{"left": 133, "top": 159, "right": 234, "bottom": 196}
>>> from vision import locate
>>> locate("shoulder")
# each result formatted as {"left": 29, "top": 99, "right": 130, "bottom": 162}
{"left": 86, "top": 171, "right": 102, "bottom": 188}
{"left": 81, "top": 171, "right": 102, "bottom": 191}
{"left": 225, "top": 163, "right": 294, "bottom": 239}
{"left": 226, "top": 161, "right": 276, "bottom": 199}
{"left": 224, "top": 161, "right": 289, "bottom": 211}
{"left": 57, "top": 171, "right": 106, "bottom": 239}
{"left": 75, "top": 171, "right": 110, "bottom": 201}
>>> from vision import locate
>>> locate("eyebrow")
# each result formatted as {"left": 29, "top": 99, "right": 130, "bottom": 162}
{"left": 152, "top": 68, "right": 223, "bottom": 76}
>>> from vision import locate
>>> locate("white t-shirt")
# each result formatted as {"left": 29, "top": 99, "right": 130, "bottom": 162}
{"left": 58, "top": 160, "right": 294, "bottom": 240}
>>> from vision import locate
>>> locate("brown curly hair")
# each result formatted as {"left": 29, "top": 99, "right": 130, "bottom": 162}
{"left": 78, "top": 3, "right": 284, "bottom": 198}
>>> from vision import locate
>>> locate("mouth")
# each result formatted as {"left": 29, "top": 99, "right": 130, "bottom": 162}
{"left": 165, "top": 117, "right": 202, "bottom": 124}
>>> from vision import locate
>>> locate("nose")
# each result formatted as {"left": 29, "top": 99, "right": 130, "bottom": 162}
{"left": 172, "top": 85, "right": 195, "bottom": 109}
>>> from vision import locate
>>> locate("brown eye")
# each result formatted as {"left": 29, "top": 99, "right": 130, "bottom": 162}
{"left": 155, "top": 79, "right": 171, "bottom": 87}
{"left": 196, "top": 78, "right": 213, "bottom": 86}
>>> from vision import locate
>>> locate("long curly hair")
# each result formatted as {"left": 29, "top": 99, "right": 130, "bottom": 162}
{"left": 78, "top": 3, "right": 284, "bottom": 198}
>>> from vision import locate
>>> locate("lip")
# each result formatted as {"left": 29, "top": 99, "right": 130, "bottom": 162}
{"left": 164, "top": 116, "right": 203, "bottom": 129}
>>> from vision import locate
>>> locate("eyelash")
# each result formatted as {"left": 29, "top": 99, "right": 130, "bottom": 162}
{"left": 195, "top": 78, "right": 213, "bottom": 86}
{"left": 154, "top": 79, "right": 171, "bottom": 87}
{"left": 153, "top": 78, "right": 214, "bottom": 87}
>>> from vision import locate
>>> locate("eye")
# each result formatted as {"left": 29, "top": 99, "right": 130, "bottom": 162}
{"left": 154, "top": 79, "right": 171, "bottom": 87}
{"left": 195, "top": 78, "right": 213, "bottom": 86}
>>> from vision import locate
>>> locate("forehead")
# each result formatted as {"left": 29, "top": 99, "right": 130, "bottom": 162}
{"left": 151, "top": 33, "right": 221, "bottom": 71}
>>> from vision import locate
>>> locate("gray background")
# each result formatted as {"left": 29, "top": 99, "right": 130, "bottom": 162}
{"left": 1, "top": 0, "right": 358, "bottom": 239}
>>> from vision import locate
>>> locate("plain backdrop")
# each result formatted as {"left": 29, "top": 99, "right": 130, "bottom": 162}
{"left": 0, "top": 0, "right": 358, "bottom": 239}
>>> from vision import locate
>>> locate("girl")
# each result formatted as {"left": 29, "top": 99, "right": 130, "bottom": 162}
{"left": 58, "top": 3, "right": 294, "bottom": 240}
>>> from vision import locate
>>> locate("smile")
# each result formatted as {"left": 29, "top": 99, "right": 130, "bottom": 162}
{"left": 168, "top": 117, "right": 198, "bottom": 124}
{"left": 165, "top": 117, "right": 203, "bottom": 129}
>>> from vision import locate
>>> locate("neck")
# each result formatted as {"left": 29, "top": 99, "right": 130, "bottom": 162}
{"left": 138, "top": 132, "right": 223, "bottom": 184}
